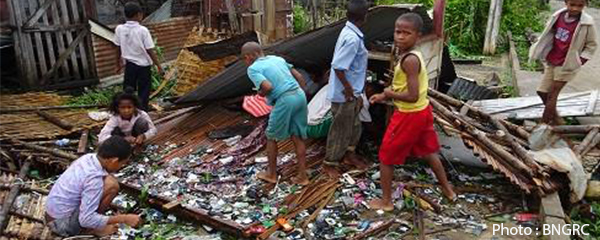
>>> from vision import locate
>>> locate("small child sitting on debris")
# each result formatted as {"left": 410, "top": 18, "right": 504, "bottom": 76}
{"left": 529, "top": 0, "right": 597, "bottom": 125}
{"left": 45, "top": 136, "right": 141, "bottom": 236}
{"left": 98, "top": 88, "right": 157, "bottom": 146}
{"left": 368, "top": 13, "right": 456, "bottom": 211}
{"left": 115, "top": 2, "right": 163, "bottom": 111}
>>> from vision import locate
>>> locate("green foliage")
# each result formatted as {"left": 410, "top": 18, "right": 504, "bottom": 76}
{"left": 571, "top": 202, "right": 600, "bottom": 239}
{"left": 66, "top": 86, "right": 120, "bottom": 106}
{"left": 591, "top": 0, "right": 600, "bottom": 8}
{"left": 378, "top": 0, "right": 546, "bottom": 58}
{"left": 293, "top": 3, "right": 311, "bottom": 34}
{"left": 139, "top": 185, "right": 150, "bottom": 208}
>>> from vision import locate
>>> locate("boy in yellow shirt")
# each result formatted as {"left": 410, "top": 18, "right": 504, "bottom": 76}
{"left": 369, "top": 13, "right": 456, "bottom": 211}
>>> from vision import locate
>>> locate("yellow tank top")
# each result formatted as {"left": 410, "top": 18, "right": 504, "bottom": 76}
{"left": 392, "top": 50, "right": 429, "bottom": 112}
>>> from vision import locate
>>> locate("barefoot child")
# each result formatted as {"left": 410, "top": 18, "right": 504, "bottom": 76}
{"left": 241, "top": 42, "right": 310, "bottom": 185}
{"left": 98, "top": 88, "right": 157, "bottom": 146}
{"left": 115, "top": 2, "right": 163, "bottom": 111}
{"left": 529, "top": 0, "right": 597, "bottom": 125}
{"left": 369, "top": 13, "right": 456, "bottom": 211}
{"left": 45, "top": 136, "right": 141, "bottom": 236}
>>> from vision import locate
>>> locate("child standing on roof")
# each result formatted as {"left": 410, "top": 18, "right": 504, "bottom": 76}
{"left": 241, "top": 42, "right": 310, "bottom": 186}
{"left": 98, "top": 88, "right": 157, "bottom": 146}
{"left": 369, "top": 13, "right": 456, "bottom": 211}
{"left": 115, "top": 2, "right": 163, "bottom": 111}
{"left": 529, "top": 0, "right": 597, "bottom": 125}
{"left": 46, "top": 136, "right": 141, "bottom": 237}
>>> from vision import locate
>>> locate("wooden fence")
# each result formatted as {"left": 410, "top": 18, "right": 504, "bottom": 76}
{"left": 7, "top": 0, "right": 97, "bottom": 89}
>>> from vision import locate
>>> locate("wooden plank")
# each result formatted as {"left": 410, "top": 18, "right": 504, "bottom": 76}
{"left": 30, "top": 0, "right": 48, "bottom": 78}
{"left": 78, "top": 130, "right": 89, "bottom": 154}
{"left": 36, "top": 110, "right": 74, "bottom": 130}
{"left": 485, "top": 91, "right": 591, "bottom": 114}
{"left": 483, "top": 0, "right": 503, "bottom": 54}
{"left": 23, "top": 0, "right": 57, "bottom": 28}
{"left": 12, "top": 0, "right": 39, "bottom": 86}
{"left": 508, "top": 31, "right": 521, "bottom": 96}
{"left": 69, "top": 0, "right": 90, "bottom": 79}
{"left": 40, "top": 0, "right": 56, "bottom": 74}
{"left": 7, "top": 0, "right": 28, "bottom": 86}
{"left": 48, "top": 0, "right": 71, "bottom": 78}
{"left": 58, "top": 0, "right": 80, "bottom": 80}
{"left": 81, "top": 0, "right": 97, "bottom": 79}
{"left": 42, "top": 27, "right": 89, "bottom": 81}
{"left": 586, "top": 90, "right": 599, "bottom": 115}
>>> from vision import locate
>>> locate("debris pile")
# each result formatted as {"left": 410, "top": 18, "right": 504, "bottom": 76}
{"left": 429, "top": 89, "right": 565, "bottom": 195}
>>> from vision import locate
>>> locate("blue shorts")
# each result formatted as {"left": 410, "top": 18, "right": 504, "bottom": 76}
{"left": 267, "top": 89, "right": 308, "bottom": 141}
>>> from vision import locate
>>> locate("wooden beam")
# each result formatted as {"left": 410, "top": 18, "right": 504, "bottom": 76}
{"left": 0, "top": 159, "right": 31, "bottom": 234}
{"left": 23, "top": 0, "right": 57, "bottom": 28}
{"left": 36, "top": 110, "right": 74, "bottom": 130}
{"left": 42, "top": 27, "right": 90, "bottom": 81}
{"left": 0, "top": 103, "right": 105, "bottom": 113}
{"left": 483, "top": 0, "right": 503, "bottom": 54}
{"left": 23, "top": 24, "right": 86, "bottom": 32}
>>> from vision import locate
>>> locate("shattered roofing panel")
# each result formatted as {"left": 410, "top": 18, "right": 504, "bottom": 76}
{"left": 176, "top": 5, "right": 432, "bottom": 104}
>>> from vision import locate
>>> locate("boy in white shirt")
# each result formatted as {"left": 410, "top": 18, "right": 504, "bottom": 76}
{"left": 115, "top": 2, "right": 162, "bottom": 111}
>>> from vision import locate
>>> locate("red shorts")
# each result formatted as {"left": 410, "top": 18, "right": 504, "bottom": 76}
{"left": 379, "top": 105, "right": 440, "bottom": 165}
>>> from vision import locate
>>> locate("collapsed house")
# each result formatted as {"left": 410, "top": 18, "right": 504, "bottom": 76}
{"left": 1, "top": 2, "right": 599, "bottom": 240}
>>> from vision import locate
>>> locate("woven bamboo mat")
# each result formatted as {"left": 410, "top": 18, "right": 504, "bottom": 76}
{"left": 0, "top": 109, "right": 104, "bottom": 140}
{"left": 0, "top": 92, "right": 69, "bottom": 109}
{"left": 171, "top": 27, "right": 237, "bottom": 96}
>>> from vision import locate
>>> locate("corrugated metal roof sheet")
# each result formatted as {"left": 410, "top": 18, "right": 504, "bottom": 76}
{"left": 176, "top": 5, "right": 433, "bottom": 104}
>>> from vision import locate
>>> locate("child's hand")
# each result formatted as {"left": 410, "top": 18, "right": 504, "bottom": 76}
{"left": 134, "top": 135, "right": 146, "bottom": 145}
{"left": 122, "top": 214, "right": 141, "bottom": 227}
{"left": 383, "top": 88, "right": 395, "bottom": 98}
{"left": 125, "top": 136, "right": 136, "bottom": 143}
{"left": 369, "top": 93, "right": 386, "bottom": 104}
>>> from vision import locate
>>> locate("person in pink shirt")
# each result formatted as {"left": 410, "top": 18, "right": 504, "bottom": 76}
{"left": 529, "top": 0, "right": 597, "bottom": 125}
{"left": 98, "top": 88, "right": 157, "bottom": 146}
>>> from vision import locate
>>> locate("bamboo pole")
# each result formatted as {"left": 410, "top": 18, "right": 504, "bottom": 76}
{"left": 490, "top": 117, "right": 543, "bottom": 172}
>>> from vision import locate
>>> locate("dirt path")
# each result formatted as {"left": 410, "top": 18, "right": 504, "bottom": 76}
{"left": 518, "top": 0, "right": 600, "bottom": 96}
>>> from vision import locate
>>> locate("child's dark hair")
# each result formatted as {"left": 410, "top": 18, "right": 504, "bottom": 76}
{"left": 397, "top": 13, "right": 424, "bottom": 34}
{"left": 347, "top": 0, "right": 368, "bottom": 22}
{"left": 98, "top": 136, "right": 132, "bottom": 161}
{"left": 109, "top": 87, "right": 141, "bottom": 115}
{"left": 124, "top": 2, "right": 143, "bottom": 19}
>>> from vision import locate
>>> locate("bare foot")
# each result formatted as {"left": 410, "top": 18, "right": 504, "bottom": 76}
{"left": 257, "top": 171, "right": 277, "bottom": 184}
{"left": 369, "top": 199, "right": 394, "bottom": 211}
{"left": 343, "top": 153, "right": 369, "bottom": 170}
{"left": 291, "top": 175, "right": 309, "bottom": 186}
{"left": 322, "top": 165, "right": 341, "bottom": 178}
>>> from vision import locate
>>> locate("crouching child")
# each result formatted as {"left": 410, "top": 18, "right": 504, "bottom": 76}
{"left": 45, "top": 136, "right": 141, "bottom": 236}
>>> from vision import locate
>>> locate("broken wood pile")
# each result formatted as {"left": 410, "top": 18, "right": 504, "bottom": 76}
{"left": 429, "top": 89, "right": 564, "bottom": 195}
{"left": 0, "top": 164, "right": 57, "bottom": 240}
{"left": 172, "top": 27, "right": 238, "bottom": 96}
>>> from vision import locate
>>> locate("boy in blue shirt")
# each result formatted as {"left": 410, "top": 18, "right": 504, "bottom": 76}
{"left": 241, "top": 42, "right": 310, "bottom": 185}
{"left": 324, "top": 0, "right": 370, "bottom": 176}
